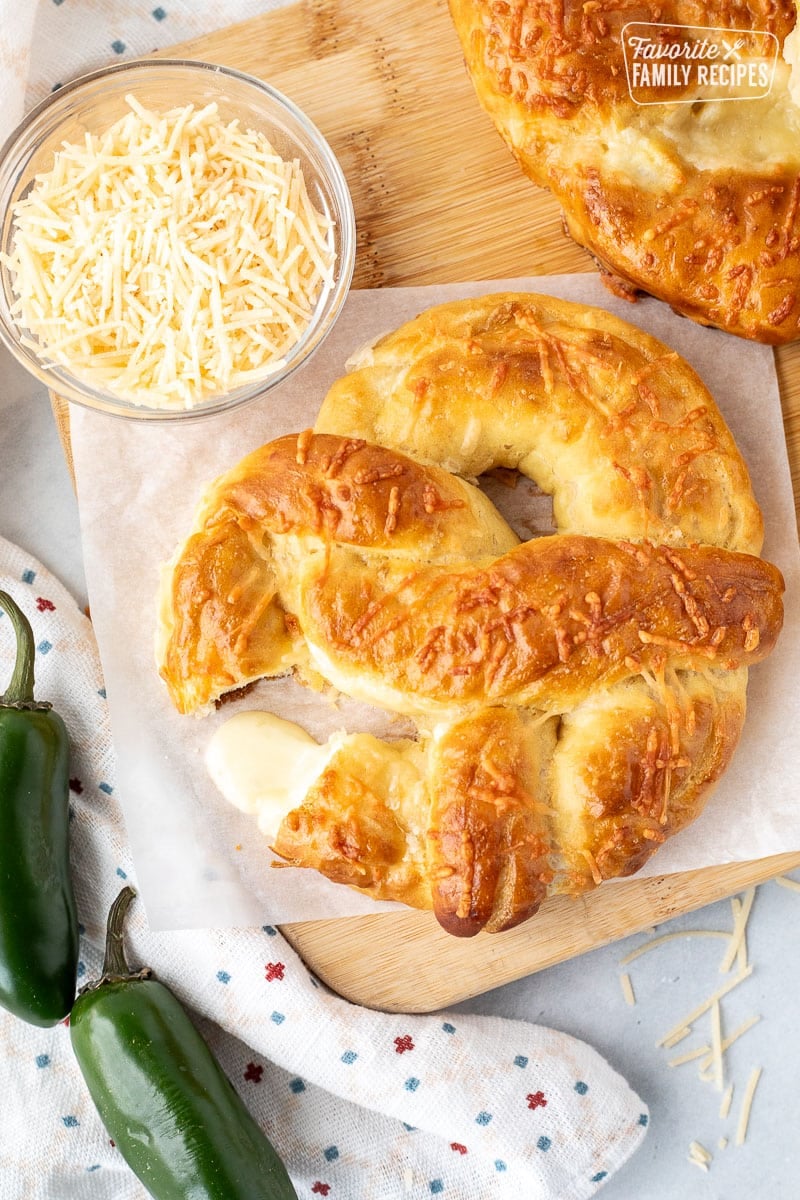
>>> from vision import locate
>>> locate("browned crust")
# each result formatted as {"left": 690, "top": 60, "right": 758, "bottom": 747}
{"left": 316, "top": 293, "right": 764, "bottom": 554}
{"left": 427, "top": 709, "right": 556, "bottom": 935}
{"left": 158, "top": 432, "right": 518, "bottom": 712}
{"left": 305, "top": 536, "right": 783, "bottom": 712}
{"left": 448, "top": 0, "right": 800, "bottom": 342}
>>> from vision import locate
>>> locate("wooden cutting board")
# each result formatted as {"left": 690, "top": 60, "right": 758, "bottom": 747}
{"left": 51, "top": 0, "right": 800, "bottom": 1012}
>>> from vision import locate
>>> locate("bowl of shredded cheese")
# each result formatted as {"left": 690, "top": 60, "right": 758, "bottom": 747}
{"left": 0, "top": 59, "right": 355, "bottom": 418}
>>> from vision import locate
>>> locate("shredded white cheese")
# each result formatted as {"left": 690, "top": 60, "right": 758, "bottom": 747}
{"left": 620, "top": 972, "right": 636, "bottom": 1006}
{"left": 688, "top": 1140, "right": 712, "bottom": 1169}
{"left": 720, "top": 1083, "right": 734, "bottom": 1120}
{"left": 719, "top": 889, "right": 755, "bottom": 974}
{"left": 775, "top": 874, "right": 800, "bottom": 893}
{"left": 661, "top": 1026, "right": 692, "bottom": 1050}
{"left": 668, "top": 1042, "right": 711, "bottom": 1069}
{"left": 735, "top": 1067, "right": 762, "bottom": 1146}
{"left": 2, "top": 96, "right": 335, "bottom": 409}
{"left": 657, "top": 967, "right": 752, "bottom": 1047}
{"left": 698, "top": 1015, "right": 761, "bottom": 1077}
{"left": 710, "top": 1000, "right": 724, "bottom": 1092}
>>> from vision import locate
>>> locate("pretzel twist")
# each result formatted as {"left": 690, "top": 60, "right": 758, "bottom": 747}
{"left": 158, "top": 294, "right": 784, "bottom": 935}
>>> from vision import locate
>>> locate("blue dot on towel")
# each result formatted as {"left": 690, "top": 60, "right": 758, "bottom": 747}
{"left": 537, "top": 1136, "right": 551, "bottom": 1152}
{"left": 475, "top": 1111, "right": 492, "bottom": 1126}
{"left": 290, "top": 1078, "right": 305, "bottom": 1094}
{"left": 341, "top": 1050, "right": 357, "bottom": 1064}
{"left": 404, "top": 1077, "right": 420, "bottom": 1092}
{"left": 324, "top": 1146, "right": 339, "bottom": 1162}
{"left": 514, "top": 1055, "right": 528, "bottom": 1069}
{"left": 575, "top": 1080, "right": 589, "bottom": 1095}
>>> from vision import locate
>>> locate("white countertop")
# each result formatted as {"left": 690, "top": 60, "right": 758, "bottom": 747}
{"left": 2, "top": 343, "right": 799, "bottom": 1199}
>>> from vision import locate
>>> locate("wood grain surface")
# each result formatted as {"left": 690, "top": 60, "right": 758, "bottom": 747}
{"left": 51, "top": 0, "right": 800, "bottom": 1012}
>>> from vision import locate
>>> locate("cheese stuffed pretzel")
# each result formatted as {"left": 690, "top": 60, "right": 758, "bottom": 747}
{"left": 448, "top": 0, "right": 800, "bottom": 343}
{"left": 158, "top": 294, "right": 784, "bottom": 935}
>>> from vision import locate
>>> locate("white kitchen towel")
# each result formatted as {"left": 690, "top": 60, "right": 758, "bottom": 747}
{"left": 0, "top": 538, "right": 648, "bottom": 1197}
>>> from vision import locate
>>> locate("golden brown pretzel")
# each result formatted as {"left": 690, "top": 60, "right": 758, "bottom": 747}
{"left": 447, "top": 0, "right": 800, "bottom": 343}
{"left": 158, "top": 293, "right": 784, "bottom": 935}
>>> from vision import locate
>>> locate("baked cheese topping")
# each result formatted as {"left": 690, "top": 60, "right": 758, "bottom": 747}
{"left": 3, "top": 96, "right": 335, "bottom": 409}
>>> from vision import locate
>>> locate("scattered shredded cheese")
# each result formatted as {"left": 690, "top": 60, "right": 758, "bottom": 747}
{"left": 661, "top": 1026, "right": 692, "bottom": 1049}
{"left": 657, "top": 967, "right": 752, "bottom": 1047}
{"left": 620, "top": 972, "right": 636, "bottom": 1006}
{"left": 668, "top": 1042, "right": 711, "bottom": 1068}
{"left": 719, "top": 889, "right": 755, "bottom": 974}
{"left": 619, "top": 895, "right": 770, "bottom": 1171}
{"left": 698, "top": 1015, "right": 761, "bottom": 1076}
{"left": 710, "top": 1000, "right": 724, "bottom": 1092}
{"left": 775, "top": 874, "right": 800, "bottom": 893}
{"left": 735, "top": 1067, "right": 762, "bottom": 1146}
{"left": 2, "top": 97, "right": 335, "bottom": 409}
{"left": 736, "top": 933, "right": 747, "bottom": 976}
{"left": 688, "top": 1140, "right": 712, "bottom": 1168}
{"left": 619, "top": 929, "right": 729, "bottom": 967}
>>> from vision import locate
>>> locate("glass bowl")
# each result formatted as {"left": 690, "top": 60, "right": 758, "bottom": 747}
{"left": 0, "top": 59, "right": 356, "bottom": 421}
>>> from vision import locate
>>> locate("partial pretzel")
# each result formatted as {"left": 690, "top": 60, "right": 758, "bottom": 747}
{"left": 447, "top": 2, "right": 800, "bottom": 343}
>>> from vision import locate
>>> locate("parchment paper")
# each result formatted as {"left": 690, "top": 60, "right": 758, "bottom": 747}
{"left": 69, "top": 274, "right": 800, "bottom": 931}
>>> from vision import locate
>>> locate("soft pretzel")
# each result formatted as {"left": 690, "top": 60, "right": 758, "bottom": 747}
{"left": 158, "top": 293, "right": 784, "bottom": 935}
{"left": 447, "top": 0, "right": 800, "bottom": 343}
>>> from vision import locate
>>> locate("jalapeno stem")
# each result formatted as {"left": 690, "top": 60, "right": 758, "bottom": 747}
{"left": 0, "top": 591, "right": 36, "bottom": 706}
{"left": 103, "top": 886, "right": 136, "bottom": 977}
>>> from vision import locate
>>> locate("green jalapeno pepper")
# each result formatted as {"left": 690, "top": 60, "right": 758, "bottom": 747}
{"left": 71, "top": 887, "right": 298, "bottom": 1199}
{"left": 0, "top": 590, "right": 78, "bottom": 1026}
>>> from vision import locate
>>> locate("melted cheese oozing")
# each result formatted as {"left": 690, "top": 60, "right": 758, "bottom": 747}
{"left": 3, "top": 97, "right": 334, "bottom": 409}
{"left": 206, "top": 711, "right": 341, "bottom": 839}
